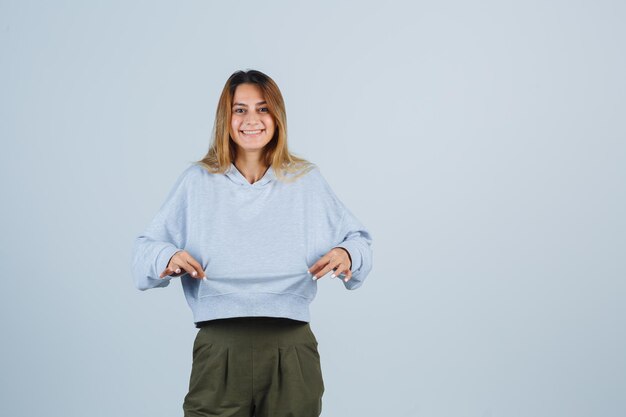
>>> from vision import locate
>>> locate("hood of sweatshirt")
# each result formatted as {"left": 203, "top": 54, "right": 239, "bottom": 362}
{"left": 224, "top": 163, "right": 276, "bottom": 188}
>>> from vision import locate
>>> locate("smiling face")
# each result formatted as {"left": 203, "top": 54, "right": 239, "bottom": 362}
{"left": 230, "top": 83, "right": 276, "bottom": 154}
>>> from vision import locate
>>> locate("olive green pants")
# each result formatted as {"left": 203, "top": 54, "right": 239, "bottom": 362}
{"left": 183, "top": 316, "right": 325, "bottom": 417}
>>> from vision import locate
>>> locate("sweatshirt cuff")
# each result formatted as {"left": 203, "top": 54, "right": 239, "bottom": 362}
{"left": 156, "top": 245, "right": 183, "bottom": 280}
{"left": 333, "top": 241, "right": 362, "bottom": 273}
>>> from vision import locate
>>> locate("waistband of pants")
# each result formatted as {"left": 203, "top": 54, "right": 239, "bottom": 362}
{"left": 195, "top": 315, "right": 308, "bottom": 328}
{"left": 194, "top": 316, "right": 316, "bottom": 347}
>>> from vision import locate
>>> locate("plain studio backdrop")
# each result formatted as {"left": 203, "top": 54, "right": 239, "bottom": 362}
{"left": 1, "top": 1, "right": 624, "bottom": 416}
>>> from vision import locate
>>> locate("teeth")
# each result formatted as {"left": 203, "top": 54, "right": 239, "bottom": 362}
{"left": 242, "top": 130, "right": 262, "bottom": 134}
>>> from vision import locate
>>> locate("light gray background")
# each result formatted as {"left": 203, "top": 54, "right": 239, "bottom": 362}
{"left": 1, "top": 1, "right": 624, "bottom": 416}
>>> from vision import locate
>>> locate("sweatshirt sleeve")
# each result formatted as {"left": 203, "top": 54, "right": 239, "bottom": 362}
{"left": 312, "top": 167, "right": 374, "bottom": 290}
{"left": 332, "top": 206, "right": 374, "bottom": 290}
{"left": 131, "top": 167, "right": 191, "bottom": 291}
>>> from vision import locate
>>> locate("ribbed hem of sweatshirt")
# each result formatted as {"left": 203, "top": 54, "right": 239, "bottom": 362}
{"left": 189, "top": 292, "right": 313, "bottom": 323}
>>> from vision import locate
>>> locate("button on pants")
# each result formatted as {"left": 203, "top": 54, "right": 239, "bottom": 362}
{"left": 183, "top": 316, "right": 325, "bottom": 417}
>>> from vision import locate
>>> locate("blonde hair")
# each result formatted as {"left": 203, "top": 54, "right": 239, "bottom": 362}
{"left": 194, "top": 69, "right": 315, "bottom": 182}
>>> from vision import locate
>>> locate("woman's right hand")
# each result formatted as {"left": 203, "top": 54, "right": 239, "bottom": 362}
{"left": 159, "top": 250, "right": 206, "bottom": 279}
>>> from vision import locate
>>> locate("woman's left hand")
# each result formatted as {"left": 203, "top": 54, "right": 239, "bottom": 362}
{"left": 307, "top": 247, "right": 352, "bottom": 282}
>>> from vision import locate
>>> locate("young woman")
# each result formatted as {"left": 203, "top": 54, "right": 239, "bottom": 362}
{"left": 131, "top": 69, "right": 374, "bottom": 417}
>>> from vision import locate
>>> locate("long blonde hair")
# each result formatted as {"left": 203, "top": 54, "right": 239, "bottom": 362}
{"left": 194, "top": 69, "right": 315, "bottom": 182}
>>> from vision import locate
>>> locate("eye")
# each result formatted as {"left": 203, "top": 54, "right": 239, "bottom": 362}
{"left": 259, "top": 107, "right": 269, "bottom": 113}
{"left": 233, "top": 108, "right": 244, "bottom": 114}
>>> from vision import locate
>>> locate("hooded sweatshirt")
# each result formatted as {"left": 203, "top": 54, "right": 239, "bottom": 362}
{"left": 130, "top": 162, "right": 373, "bottom": 326}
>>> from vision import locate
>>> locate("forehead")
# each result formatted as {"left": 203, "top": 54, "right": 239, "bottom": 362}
{"left": 233, "top": 83, "right": 264, "bottom": 103}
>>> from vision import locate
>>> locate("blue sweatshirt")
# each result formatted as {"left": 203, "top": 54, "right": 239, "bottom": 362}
{"left": 130, "top": 162, "right": 373, "bottom": 325}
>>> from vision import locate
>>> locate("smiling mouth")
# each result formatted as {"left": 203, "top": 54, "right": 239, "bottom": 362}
{"left": 240, "top": 129, "right": 264, "bottom": 136}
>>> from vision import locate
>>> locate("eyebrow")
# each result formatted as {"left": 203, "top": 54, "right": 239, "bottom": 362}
{"left": 232, "top": 101, "right": 267, "bottom": 107}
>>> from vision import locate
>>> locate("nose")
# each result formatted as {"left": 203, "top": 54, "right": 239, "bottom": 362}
{"left": 243, "top": 112, "right": 261, "bottom": 128}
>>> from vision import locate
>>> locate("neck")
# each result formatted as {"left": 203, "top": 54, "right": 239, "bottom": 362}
{"left": 233, "top": 154, "right": 269, "bottom": 185}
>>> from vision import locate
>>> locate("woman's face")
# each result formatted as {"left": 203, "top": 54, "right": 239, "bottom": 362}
{"left": 230, "top": 83, "right": 276, "bottom": 153}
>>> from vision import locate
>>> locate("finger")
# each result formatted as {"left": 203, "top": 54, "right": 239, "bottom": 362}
{"left": 161, "top": 251, "right": 184, "bottom": 278}
{"left": 186, "top": 256, "right": 206, "bottom": 279}
{"left": 160, "top": 262, "right": 181, "bottom": 278}
{"left": 170, "top": 262, "right": 184, "bottom": 276}
{"left": 340, "top": 268, "right": 352, "bottom": 282}
{"left": 308, "top": 258, "right": 331, "bottom": 280}
{"left": 312, "top": 257, "right": 340, "bottom": 281}
{"left": 159, "top": 267, "right": 171, "bottom": 279}
{"left": 174, "top": 252, "right": 205, "bottom": 279}
{"left": 178, "top": 260, "right": 200, "bottom": 279}
{"left": 331, "top": 262, "right": 350, "bottom": 280}
{"left": 308, "top": 252, "right": 338, "bottom": 277}
{"left": 307, "top": 256, "right": 327, "bottom": 276}
{"left": 166, "top": 251, "right": 197, "bottom": 276}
